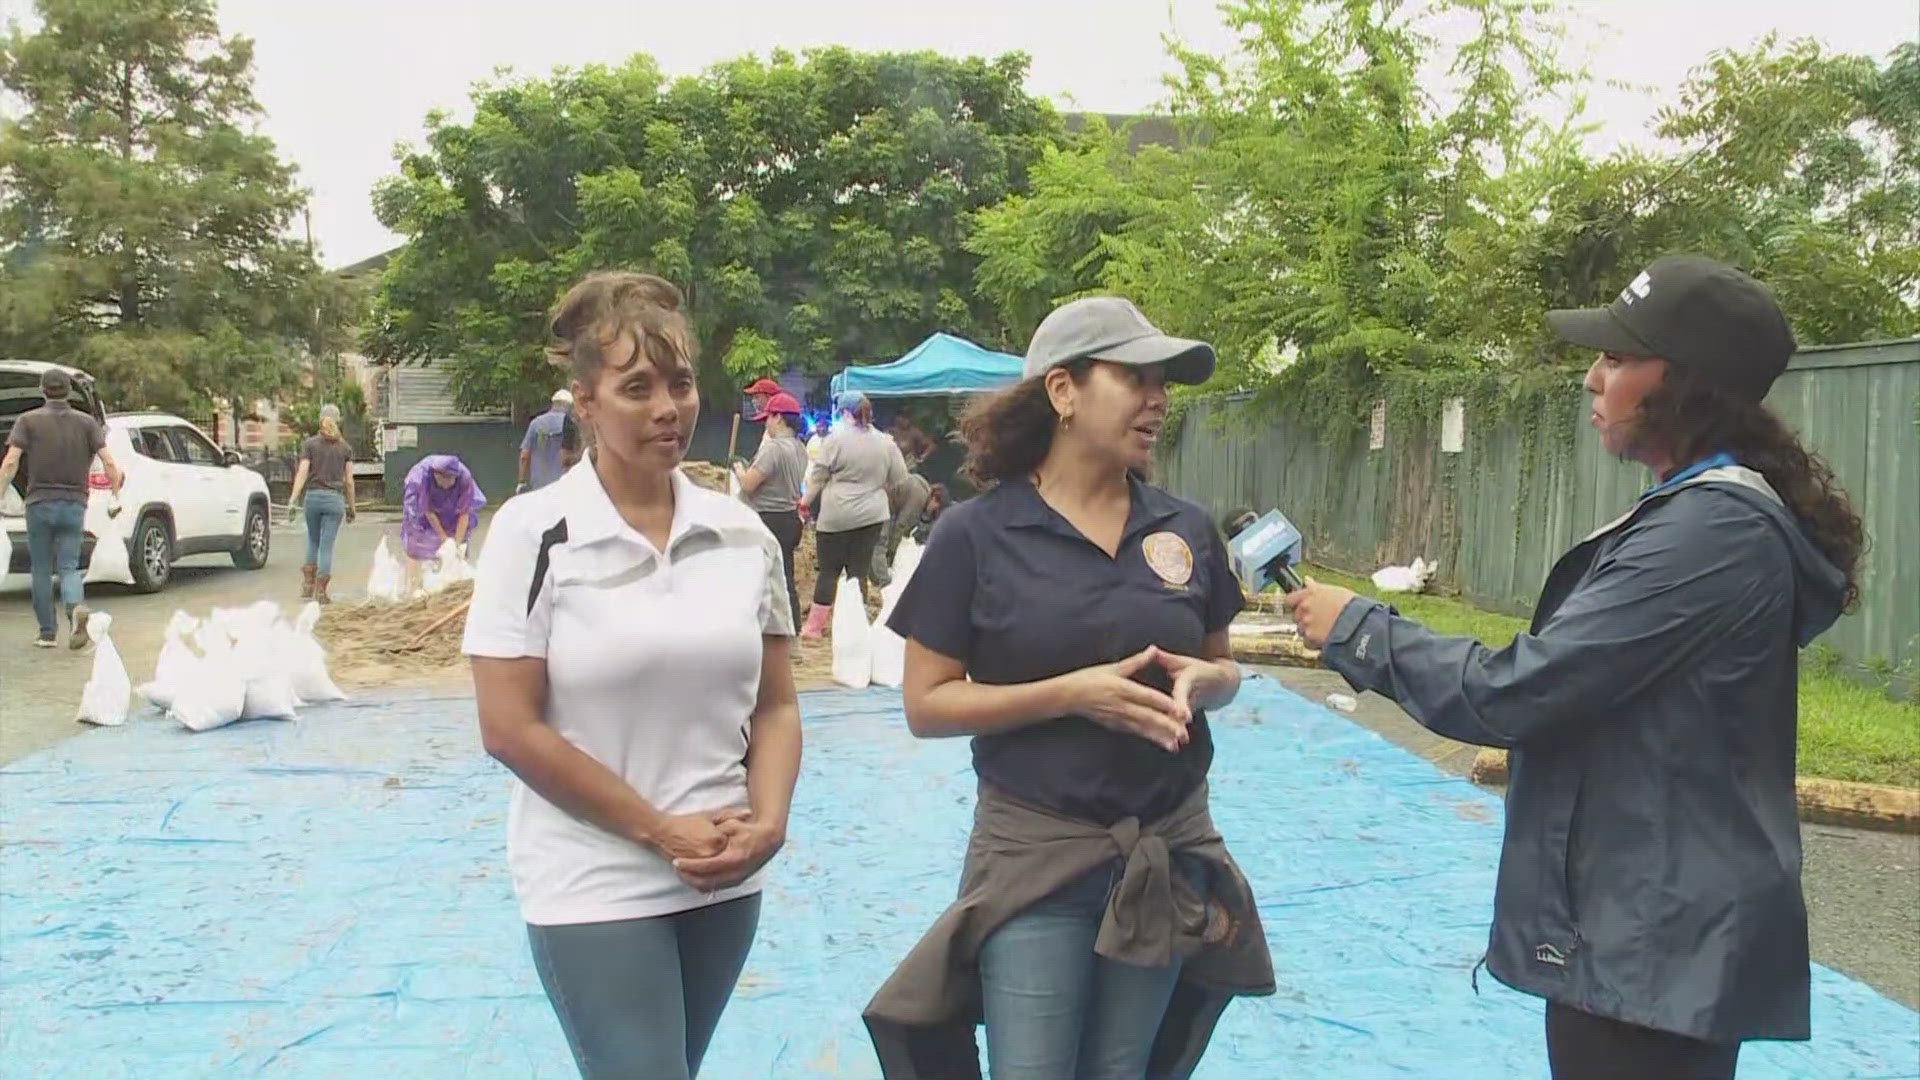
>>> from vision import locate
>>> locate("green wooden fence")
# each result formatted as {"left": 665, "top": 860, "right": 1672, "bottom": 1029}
{"left": 1162, "top": 337, "right": 1920, "bottom": 677}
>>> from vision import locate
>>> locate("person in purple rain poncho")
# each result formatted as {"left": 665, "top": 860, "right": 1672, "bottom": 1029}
{"left": 402, "top": 454, "right": 486, "bottom": 591}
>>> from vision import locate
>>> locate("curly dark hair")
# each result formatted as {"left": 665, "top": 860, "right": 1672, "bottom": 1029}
{"left": 1632, "top": 364, "right": 1864, "bottom": 612}
{"left": 958, "top": 361, "right": 1090, "bottom": 486}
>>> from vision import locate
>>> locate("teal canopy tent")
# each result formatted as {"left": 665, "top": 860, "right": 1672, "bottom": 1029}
{"left": 828, "top": 333, "right": 1023, "bottom": 399}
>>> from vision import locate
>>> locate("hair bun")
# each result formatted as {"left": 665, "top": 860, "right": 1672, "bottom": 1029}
{"left": 626, "top": 273, "right": 684, "bottom": 313}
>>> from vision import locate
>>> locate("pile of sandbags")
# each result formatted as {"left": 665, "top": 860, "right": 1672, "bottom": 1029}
{"left": 839, "top": 538, "right": 924, "bottom": 690}
{"left": 136, "top": 600, "right": 347, "bottom": 732}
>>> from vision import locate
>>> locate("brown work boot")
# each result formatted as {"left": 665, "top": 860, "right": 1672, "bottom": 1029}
{"left": 314, "top": 574, "right": 332, "bottom": 605}
{"left": 68, "top": 604, "right": 91, "bottom": 650}
{"left": 300, "top": 563, "right": 316, "bottom": 599}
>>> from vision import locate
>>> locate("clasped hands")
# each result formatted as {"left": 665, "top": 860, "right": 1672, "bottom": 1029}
{"left": 1064, "top": 645, "right": 1233, "bottom": 753}
{"left": 646, "top": 808, "right": 784, "bottom": 893}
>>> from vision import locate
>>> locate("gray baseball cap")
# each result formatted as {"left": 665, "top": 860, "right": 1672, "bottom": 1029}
{"left": 1023, "top": 296, "right": 1216, "bottom": 385}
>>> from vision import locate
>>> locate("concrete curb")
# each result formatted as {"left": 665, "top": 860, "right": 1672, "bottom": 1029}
{"left": 1231, "top": 635, "right": 1320, "bottom": 667}
{"left": 1470, "top": 749, "right": 1920, "bottom": 835}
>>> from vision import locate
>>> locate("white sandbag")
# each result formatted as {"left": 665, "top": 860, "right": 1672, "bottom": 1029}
{"left": 442, "top": 539, "right": 472, "bottom": 584}
{"left": 889, "top": 537, "right": 923, "bottom": 589}
{"left": 171, "top": 623, "right": 248, "bottom": 732}
{"left": 829, "top": 573, "right": 872, "bottom": 689}
{"left": 241, "top": 671, "right": 300, "bottom": 721}
{"left": 366, "top": 536, "right": 405, "bottom": 602}
{"left": 137, "top": 610, "right": 201, "bottom": 711}
{"left": 868, "top": 570, "right": 909, "bottom": 689}
{"left": 283, "top": 601, "right": 346, "bottom": 703}
{"left": 0, "top": 525, "right": 11, "bottom": 589}
{"left": 419, "top": 536, "right": 471, "bottom": 596}
{"left": 75, "top": 611, "right": 131, "bottom": 727}
{"left": 218, "top": 602, "right": 301, "bottom": 720}
{"left": 1371, "top": 556, "right": 1435, "bottom": 594}
{"left": 83, "top": 496, "right": 133, "bottom": 585}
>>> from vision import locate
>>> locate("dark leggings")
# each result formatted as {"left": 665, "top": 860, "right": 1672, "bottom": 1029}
{"left": 759, "top": 509, "right": 802, "bottom": 627}
{"left": 527, "top": 894, "right": 761, "bottom": 1080}
{"left": 813, "top": 522, "right": 883, "bottom": 607}
{"left": 1546, "top": 1003, "right": 1740, "bottom": 1080}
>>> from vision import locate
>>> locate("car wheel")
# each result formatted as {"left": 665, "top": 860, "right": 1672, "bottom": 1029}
{"left": 129, "top": 514, "right": 173, "bottom": 593}
{"left": 232, "top": 502, "right": 269, "bottom": 570}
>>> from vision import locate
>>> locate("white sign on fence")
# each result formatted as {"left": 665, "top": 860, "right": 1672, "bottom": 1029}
{"left": 1440, "top": 397, "right": 1466, "bottom": 453}
{"left": 1368, "top": 400, "right": 1387, "bottom": 451}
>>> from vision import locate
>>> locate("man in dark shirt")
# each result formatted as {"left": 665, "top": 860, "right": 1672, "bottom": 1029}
{"left": 0, "top": 368, "right": 123, "bottom": 648}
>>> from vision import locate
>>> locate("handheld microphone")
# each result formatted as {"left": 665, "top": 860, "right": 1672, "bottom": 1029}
{"left": 1223, "top": 507, "right": 1307, "bottom": 594}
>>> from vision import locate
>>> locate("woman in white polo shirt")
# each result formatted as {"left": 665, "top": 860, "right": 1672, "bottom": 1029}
{"left": 463, "top": 271, "right": 801, "bottom": 1080}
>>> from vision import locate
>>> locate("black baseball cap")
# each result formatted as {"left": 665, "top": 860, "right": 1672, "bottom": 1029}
{"left": 1546, "top": 255, "right": 1795, "bottom": 402}
{"left": 39, "top": 368, "right": 72, "bottom": 399}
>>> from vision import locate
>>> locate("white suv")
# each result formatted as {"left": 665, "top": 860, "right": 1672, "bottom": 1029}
{"left": 2, "top": 394, "right": 272, "bottom": 592}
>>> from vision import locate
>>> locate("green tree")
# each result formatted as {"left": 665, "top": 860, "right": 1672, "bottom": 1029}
{"left": 971, "top": 0, "right": 1585, "bottom": 413}
{"left": 1541, "top": 38, "right": 1919, "bottom": 344}
{"left": 0, "top": 0, "right": 338, "bottom": 417}
{"left": 367, "top": 48, "right": 1061, "bottom": 414}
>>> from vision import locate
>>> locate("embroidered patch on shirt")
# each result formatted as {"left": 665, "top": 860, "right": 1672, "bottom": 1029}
{"left": 1143, "top": 531, "right": 1194, "bottom": 587}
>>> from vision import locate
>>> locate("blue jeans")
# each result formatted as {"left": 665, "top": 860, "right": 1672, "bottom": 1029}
{"left": 526, "top": 893, "right": 761, "bottom": 1080}
{"left": 979, "top": 861, "right": 1197, "bottom": 1080}
{"left": 303, "top": 489, "right": 346, "bottom": 574}
{"left": 25, "top": 499, "right": 85, "bottom": 635}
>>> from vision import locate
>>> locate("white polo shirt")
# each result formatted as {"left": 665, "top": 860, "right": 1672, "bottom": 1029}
{"left": 462, "top": 458, "right": 795, "bottom": 926}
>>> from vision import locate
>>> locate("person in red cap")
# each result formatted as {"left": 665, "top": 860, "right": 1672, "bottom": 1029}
{"left": 735, "top": 392, "right": 809, "bottom": 627}
{"left": 743, "top": 377, "right": 784, "bottom": 417}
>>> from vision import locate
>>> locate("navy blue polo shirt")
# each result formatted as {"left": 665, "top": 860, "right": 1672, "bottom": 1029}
{"left": 886, "top": 475, "right": 1244, "bottom": 826}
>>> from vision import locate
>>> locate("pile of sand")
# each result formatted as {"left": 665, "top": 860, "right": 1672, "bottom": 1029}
{"left": 314, "top": 581, "right": 476, "bottom": 687}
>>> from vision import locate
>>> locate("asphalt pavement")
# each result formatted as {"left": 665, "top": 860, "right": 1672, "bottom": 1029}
{"left": 0, "top": 511, "right": 408, "bottom": 763}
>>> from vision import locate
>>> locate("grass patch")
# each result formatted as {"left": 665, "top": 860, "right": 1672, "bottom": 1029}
{"left": 1293, "top": 566, "right": 1920, "bottom": 788}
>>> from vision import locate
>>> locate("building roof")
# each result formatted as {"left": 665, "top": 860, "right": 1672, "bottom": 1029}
{"left": 1063, "top": 112, "right": 1190, "bottom": 152}
{"left": 336, "top": 246, "right": 401, "bottom": 277}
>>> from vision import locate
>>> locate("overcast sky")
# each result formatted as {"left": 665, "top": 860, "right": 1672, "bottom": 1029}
{"left": 6, "top": 0, "right": 1914, "bottom": 267}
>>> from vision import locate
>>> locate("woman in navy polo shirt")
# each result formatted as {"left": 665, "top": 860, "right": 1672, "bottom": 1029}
{"left": 865, "top": 297, "right": 1274, "bottom": 1080}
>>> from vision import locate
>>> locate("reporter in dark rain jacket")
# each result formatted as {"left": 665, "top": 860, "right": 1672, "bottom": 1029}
{"left": 1287, "top": 257, "right": 1862, "bottom": 1080}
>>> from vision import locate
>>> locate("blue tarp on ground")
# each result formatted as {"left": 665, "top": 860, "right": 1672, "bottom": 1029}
{"left": 828, "top": 333, "right": 1024, "bottom": 399}
{"left": 1, "top": 681, "right": 1915, "bottom": 1078}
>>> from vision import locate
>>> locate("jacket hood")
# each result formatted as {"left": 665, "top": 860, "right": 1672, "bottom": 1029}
{"left": 1677, "top": 466, "right": 1846, "bottom": 647}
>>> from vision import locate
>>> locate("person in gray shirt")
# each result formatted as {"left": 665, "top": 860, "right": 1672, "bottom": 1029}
{"left": 0, "top": 368, "right": 124, "bottom": 648}
{"left": 800, "top": 391, "right": 905, "bottom": 637}
{"left": 734, "top": 392, "right": 808, "bottom": 626}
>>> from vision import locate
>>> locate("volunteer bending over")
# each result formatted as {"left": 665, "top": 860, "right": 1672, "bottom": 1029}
{"left": 401, "top": 453, "right": 485, "bottom": 592}
{"left": 1287, "top": 257, "right": 1861, "bottom": 1080}
{"left": 866, "top": 297, "right": 1273, "bottom": 1080}
{"left": 464, "top": 271, "right": 801, "bottom": 1080}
